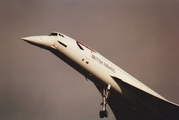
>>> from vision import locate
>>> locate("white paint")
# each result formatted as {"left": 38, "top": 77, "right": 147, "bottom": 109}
{"left": 22, "top": 31, "right": 179, "bottom": 108}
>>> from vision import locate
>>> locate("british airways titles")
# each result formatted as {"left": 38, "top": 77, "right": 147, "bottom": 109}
{"left": 91, "top": 54, "right": 115, "bottom": 73}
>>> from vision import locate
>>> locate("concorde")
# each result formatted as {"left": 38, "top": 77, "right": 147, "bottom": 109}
{"left": 22, "top": 32, "right": 179, "bottom": 120}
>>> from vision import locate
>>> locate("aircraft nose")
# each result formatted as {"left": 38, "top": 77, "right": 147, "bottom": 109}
{"left": 22, "top": 36, "right": 55, "bottom": 49}
{"left": 21, "top": 36, "right": 41, "bottom": 43}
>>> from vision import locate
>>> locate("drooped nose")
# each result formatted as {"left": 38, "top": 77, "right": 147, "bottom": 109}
{"left": 22, "top": 36, "right": 55, "bottom": 49}
{"left": 21, "top": 36, "right": 42, "bottom": 43}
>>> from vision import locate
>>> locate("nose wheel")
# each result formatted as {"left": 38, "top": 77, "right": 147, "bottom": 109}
{"left": 99, "top": 84, "right": 111, "bottom": 118}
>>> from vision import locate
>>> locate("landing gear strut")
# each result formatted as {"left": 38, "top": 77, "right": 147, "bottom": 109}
{"left": 99, "top": 84, "right": 111, "bottom": 118}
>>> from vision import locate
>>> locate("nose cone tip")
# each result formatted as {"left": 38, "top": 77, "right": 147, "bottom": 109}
{"left": 21, "top": 36, "right": 40, "bottom": 43}
{"left": 21, "top": 37, "right": 30, "bottom": 41}
{"left": 21, "top": 35, "right": 54, "bottom": 49}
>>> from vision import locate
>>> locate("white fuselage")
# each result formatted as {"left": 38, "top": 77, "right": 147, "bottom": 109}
{"left": 22, "top": 32, "right": 167, "bottom": 102}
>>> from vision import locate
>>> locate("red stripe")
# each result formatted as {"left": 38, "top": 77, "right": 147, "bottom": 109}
{"left": 76, "top": 41, "right": 96, "bottom": 52}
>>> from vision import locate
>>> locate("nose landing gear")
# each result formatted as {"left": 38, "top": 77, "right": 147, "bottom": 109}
{"left": 99, "top": 84, "right": 111, "bottom": 118}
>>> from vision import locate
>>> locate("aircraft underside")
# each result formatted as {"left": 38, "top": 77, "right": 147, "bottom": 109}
{"left": 107, "top": 76, "right": 179, "bottom": 120}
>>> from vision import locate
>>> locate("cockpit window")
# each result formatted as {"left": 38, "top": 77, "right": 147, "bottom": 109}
{"left": 59, "top": 33, "right": 64, "bottom": 37}
{"left": 50, "top": 33, "right": 58, "bottom": 36}
{"left": 49, "top": 32, "right": 64, "bottom": 37}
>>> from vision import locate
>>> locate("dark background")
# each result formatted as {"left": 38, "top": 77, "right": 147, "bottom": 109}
{"left": 0, "top": 0, "right": 179, "bottom": 120}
